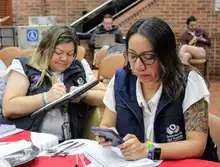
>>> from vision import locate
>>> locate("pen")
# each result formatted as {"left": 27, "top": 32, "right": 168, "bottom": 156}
{"left": 74, "top": 154, "right": 78, "bottom": 167}
{"left": 79, "top": 154, "right": 87, "bottom": 167}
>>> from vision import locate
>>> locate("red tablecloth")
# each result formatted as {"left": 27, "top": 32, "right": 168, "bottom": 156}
{"left": 2, "top": 131, "right": 220, "bottom": 167}
{"left": 18, "top": 156, "right": 220, "bottom": 167}
{"left": 0, "top": 130, "right": 31, "bottom": 142}
{"left": 19, "top": 154, "right": 91, "bottom": 167}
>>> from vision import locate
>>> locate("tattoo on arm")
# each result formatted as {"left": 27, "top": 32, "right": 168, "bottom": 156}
{"left": 184, "top": 98, "right": 208, "bottom": 133}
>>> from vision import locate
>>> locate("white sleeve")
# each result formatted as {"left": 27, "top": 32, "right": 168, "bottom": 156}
{"left": 4, "top": 59, "right": 26, "bottom": 81}
{"left": 0, "top": 60, "right": 7, "bottom": 71}
{"left": 182, "top": 71, "right": 210, "bottom": 112}
{"left": 80, "top": 59, "right": 94, "bottom": 83}
{"left": 103, "top": 75, "right": 117, "bottom": 113}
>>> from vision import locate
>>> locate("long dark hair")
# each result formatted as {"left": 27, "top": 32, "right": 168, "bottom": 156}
{"left": 125, "top": 17, "right": 191, "bottom": 99}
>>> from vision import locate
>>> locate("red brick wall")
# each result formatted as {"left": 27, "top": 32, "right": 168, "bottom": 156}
{"left": 9, "top": 0, "right": 220, "bottom": 76}
{"left": 12, "top": 0, "right": 104, "bottom": 25}
{"left": 0, "top": 0, "right": 13, "bottom": 25}
{"left": 114, "top": 0, "right": 220, "bottom": 77}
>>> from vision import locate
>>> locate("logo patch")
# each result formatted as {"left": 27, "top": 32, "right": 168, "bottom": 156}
{"left": 77, "top": 77, "right": 84, "bottom": 85}
{"left": 166, "top": 124, "right": 183, "bottom": 142}
{"left": 30, "top": 74, "right": 41, "bottom": 87}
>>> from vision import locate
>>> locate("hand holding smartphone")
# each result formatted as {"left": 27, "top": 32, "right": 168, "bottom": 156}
{"left": 91, "top": 127, "right": 124, "bottom": 146}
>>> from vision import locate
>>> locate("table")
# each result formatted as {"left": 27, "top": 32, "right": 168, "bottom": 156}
{"left": 1, "top": 132, "right": 220, "bottom": 167}
{"left": 20, "top": 139, "right": 220, "bottom": 167}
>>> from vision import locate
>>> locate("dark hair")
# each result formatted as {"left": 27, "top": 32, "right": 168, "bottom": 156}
{"left": 103, "top": 14, "right": 113, "bottom": 19}
{"left": 186, "top": 16, "right": 197, "bottom": 25}
{"left": 125, "top": 16, "right": 190, "bottom": 99}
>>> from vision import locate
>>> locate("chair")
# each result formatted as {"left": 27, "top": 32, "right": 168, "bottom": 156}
{"left": 20, "top": 49, "right": 35, "bottom": 57}
{"left": 83, "top": 107, "right": 101, "bottom": 140}
{"left": 76, "top": 45, "right": 86, "bottom": 60}
{"left": 208, "top": 114, "right": 220, "bottom": 158}
{"left": 178, "top": 42, "right": 209, "bottom": 81}
{"left": 188, "top": 46, "right": 210, "bottom": 81}
{"left": 0, "top": 47, "right": 21, "bottom": 67}
{"left": 92, "top": 47, "right": 107, "bottom": 80}
{"left": 98, "top": 54, "right": 125, "bottom": 80}
{"left": 189, "top": 58, "right": 209, "bottom": 81}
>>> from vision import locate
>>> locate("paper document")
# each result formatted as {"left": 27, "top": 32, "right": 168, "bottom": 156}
{"left": 0, "top": 140, "right": 32, "bottom": 157}
{"left": 0, "top": 124, "right": 23, "bottom": 138}
{"left": 84, "top": 143, "right": 161, "bottom": 167}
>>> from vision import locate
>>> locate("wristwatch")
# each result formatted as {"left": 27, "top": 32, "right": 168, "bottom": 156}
{"left": 153, "top": 143, "right": 161, "bottom": 160}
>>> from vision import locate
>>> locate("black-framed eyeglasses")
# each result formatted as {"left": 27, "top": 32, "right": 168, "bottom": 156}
{"left": 124, "top": 50, "right": 157, "bottom": 65}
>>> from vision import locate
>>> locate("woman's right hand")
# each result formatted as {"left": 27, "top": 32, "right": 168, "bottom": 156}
{"left": 46, "top": 83, "right": 66, "bottom": 103}
{"left": 96, "top": 136, "right": 113, "bottom": 147}
{"left": 96, "top": 127, "right": 118, "bottom": 147}
{"left": 189, "top": 36, "right": 198, "bottom": 45}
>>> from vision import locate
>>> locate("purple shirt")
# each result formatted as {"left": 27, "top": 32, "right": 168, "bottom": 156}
{"left": 181, "top": 28, "right": 211, "bottom": 48}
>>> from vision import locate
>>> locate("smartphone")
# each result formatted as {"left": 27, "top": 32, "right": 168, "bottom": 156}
{"left": 91, "top": 127, "right": 124, "bottom": 146}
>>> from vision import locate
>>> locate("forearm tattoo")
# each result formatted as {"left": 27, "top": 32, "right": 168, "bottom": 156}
{"left": 184, "top": 98, "right": 208, "bottom": 133}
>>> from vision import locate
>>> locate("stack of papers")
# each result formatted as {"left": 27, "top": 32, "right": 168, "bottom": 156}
{"left": 84, "top": 143, "right": 161, "bottom": 167}
{"left": 0, "top": 124, "right": 23, "bottom": 138}
{"left": 0, "top": 140, "right": 32, "bottom": 157}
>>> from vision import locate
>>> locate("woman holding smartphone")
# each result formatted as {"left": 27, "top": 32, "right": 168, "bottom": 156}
{"left": 96, "top": 17, "right": 218, "bottom": 162}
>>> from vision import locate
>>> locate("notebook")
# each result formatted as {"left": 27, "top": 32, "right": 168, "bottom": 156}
{"left": 84, "top": 143, "right": 161, "bottom": 167}
{"left": 30, "top": 80, "right": 99, "bottom": 119}
{"left": 95, "top": 34, "right": 115, "bottom": 48}
{"left": 0, "top": 124, "right": 23, "bottom": 139}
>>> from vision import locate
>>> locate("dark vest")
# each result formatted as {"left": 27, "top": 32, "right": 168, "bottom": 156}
{"left": 1, "top": 56, "right": 88, "bottom": 138}
{"left": 114, "top": 68, "right": 219, "bottom": 162}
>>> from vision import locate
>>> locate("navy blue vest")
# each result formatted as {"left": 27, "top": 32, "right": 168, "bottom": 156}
{"left": 1, "top": 57, "right": 88, "bottom": 138}
{"left": 114, "top": 68, "right": 219, "bottom": 162}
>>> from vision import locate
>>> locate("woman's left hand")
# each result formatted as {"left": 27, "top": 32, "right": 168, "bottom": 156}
{"left": 118, "top": 134, "right": 147, "bottom": 160}
{"left": 69, "top": 86, "right": 85, "bottom": 102}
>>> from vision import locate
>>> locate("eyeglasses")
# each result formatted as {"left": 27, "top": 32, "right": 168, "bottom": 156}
{"left": 103, "top": 22, "right": 113, "bottom": 26}
{"left": 125, "top": 50, "right": 157, "bottom": 65}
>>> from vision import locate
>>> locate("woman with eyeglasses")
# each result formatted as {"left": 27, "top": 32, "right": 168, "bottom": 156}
{"left": 1, "top": 25, "right": 106, "bottom": 141}
{"left": 97, "top": 17, "right": 218, "bottom": 162}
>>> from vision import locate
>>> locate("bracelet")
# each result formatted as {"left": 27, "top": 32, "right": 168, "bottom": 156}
{"left": 42, "top": 92, "right": 47, "bottom": 106}
{"left": 147, "top": 141, "right": 153, "bottom": 159}
{"left": 81, "top": 92, "right": 87, "bottom": 101}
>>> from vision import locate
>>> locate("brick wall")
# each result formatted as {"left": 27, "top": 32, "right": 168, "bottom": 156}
{"left": 0, "top": 0, "right": 13, "bottom": 25}
{"left": 12, "top": 0, "right": 104, "bottom": 25}
{"left": 114, "top": 0, "right": 220, "bottom": 77}
{"left": 9, "top": 0, "right": 220, "bottom": 76}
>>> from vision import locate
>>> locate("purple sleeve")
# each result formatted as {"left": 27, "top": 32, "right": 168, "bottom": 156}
{"left": 202, "top": 30, "right": 211, "bottom": 47}
{"left": 181, "top": 32, "right": 189, "bottom": 45}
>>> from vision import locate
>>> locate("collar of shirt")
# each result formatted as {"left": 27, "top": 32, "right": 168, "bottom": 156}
{"left": 136, "top": 79, "right": 163, "bottom": 114}
{"left": 52, "top": 71, "right": 62, "bottom": 83}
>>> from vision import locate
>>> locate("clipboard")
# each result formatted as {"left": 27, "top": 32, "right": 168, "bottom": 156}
{"left": 30, "top": 80, "right": 99, "bottom": 119}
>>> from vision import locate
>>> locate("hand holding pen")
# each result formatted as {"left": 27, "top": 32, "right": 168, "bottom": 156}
{"left": 45, "top": 83, "right": 66, "bottom": 103}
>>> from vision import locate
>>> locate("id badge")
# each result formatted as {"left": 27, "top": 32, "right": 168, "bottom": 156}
{"left": 62, "top": 122, "right": 72, "bottom": 140}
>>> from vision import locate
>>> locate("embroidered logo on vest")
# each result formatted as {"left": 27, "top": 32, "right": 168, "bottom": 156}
{"left": 77, "top": 77, "right": 84, "bottom": 85}
{"left": 166, "top": 124, "right": 183, "bottom": 142}
{"left": 30, "top": 74, "right": 40, "bottom": 87}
